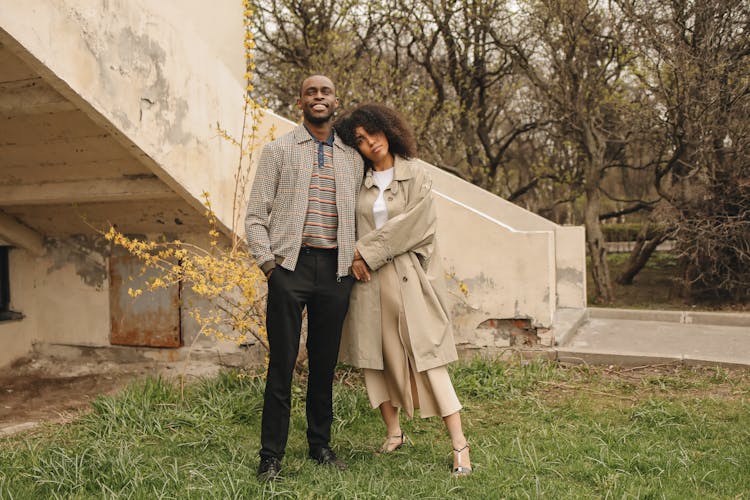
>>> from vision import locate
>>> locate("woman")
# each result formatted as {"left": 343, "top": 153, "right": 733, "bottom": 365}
{"left": 335, "top": 104, "right": 472, "bottom": 476}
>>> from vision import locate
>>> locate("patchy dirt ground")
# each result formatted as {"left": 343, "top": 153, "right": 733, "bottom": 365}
{"left": 0, "top": 355, "right": 224, "bottom": 436}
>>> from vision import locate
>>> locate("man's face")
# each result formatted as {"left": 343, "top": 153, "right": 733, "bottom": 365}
{"left": 298, "top": 75, "right": 338, "bottom": 124}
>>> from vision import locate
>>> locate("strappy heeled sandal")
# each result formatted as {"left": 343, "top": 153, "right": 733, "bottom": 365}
{"left": 378, "top": 432, "right": 407, "bottom": 453}
{"left": 451, "top": 443, "right": 473, "bottom": 477}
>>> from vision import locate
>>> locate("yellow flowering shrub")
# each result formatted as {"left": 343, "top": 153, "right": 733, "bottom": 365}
{"left": 104, "top": 195, "right": 268, "bottom": 350}
{"left": 104, "top": 1, "right": 272, "bottom": 352}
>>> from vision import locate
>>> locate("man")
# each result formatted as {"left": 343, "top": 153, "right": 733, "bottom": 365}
{"left": 245, "top": 75, "right": 364, "bottom": 481}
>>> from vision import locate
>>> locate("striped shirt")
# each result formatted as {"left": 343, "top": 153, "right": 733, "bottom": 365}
{"left": 244, "top": 124, "right": 364, "bottom": 278}
{"left": 301, "top": 131, "right": 338, "bottom": 248}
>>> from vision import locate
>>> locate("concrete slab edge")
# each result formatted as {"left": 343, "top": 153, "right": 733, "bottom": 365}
{"left": 0, "top": 421, "right": 40, "bottom": 437}
{"left": 549, "top": 308, "right": 589, "bottom": 347}
{"left": 555, "top": 348, "right": 750, "bottom": 369}
{"left": 588, "top": 307, "right": 750, "bottom": 327}
{"left": 32, "top": 342, "right": 264, "bottom": 368}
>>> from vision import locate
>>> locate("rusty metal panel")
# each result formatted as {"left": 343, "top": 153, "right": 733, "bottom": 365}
{"left": 109, "top": 255, "right": 180, "bottom": 347}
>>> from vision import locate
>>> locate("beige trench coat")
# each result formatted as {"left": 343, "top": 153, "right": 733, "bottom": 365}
{"left": 339, "top": 156, "right": 458, "bottom": 372}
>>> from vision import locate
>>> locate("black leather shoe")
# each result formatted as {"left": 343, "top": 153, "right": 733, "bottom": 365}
{"left": 309, "top": 447, "right": 348, "bottom": 470}
{"left": 257, "top": 456, "right": 282, "bottom": 482}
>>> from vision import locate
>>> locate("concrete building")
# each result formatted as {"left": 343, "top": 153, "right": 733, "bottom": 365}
{"left": 0, "top": 1, "right": 586, "bottom": 369}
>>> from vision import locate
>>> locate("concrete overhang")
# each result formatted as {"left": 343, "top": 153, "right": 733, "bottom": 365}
{"left": 0, "top": 32, "right": 208, "bottom": 248}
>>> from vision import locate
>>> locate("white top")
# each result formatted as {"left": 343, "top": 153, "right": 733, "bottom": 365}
{"left": 371, "top": 168, "right": 394, "bottom": 230}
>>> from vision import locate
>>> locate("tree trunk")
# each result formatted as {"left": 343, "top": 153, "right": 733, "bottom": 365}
{"left": 616, "top": 221, "right": 667, "bottom": 285}
{"left": 584, "top": 185, "right": 613, "bottom": 303}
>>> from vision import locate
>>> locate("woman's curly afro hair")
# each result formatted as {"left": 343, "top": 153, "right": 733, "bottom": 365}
{"left": 334, "top": 103, "right": 418, "bottom": 168}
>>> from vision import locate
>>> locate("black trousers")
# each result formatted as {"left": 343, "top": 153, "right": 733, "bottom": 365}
{"left": 259, "top": 247, "right": 354, "bottom": 460}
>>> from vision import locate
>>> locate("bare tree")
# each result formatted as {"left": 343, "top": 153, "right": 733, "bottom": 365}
{"left": 249, "top": 0, "right": 392, "bottom": 112}
{"left": 512, "top": 0, "right": 643, "bottom": 302}
{"left": 622, "top": 0, "right": 750, "bottom": 299}
{"left": 389, "top": 0, "right": 542, "bottom": 193}
{"left": 250, "top": 0, "right": 542, "bottom": 197}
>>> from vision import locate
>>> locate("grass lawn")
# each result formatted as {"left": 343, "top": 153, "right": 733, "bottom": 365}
{"left": 588, "top": 252, "right": 749, "bottom": 311}
{"left": 1, "top": 360, "right": 748, "bottom": 498}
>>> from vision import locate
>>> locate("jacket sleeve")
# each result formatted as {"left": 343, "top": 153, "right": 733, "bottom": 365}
{"left": 244, "top": 143, "right": 279, "bottom": 273}
{"left": 357, "top": 168, "right": 437, "bottom": 271}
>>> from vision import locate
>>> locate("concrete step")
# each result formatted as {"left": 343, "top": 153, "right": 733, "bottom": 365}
{"left": 558, "top": 308, "right": 750, "bottom": 368}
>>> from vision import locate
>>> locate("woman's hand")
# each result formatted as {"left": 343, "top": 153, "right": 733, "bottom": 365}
{"left": 352, "top": 257, "right": 371, "bottom": 282}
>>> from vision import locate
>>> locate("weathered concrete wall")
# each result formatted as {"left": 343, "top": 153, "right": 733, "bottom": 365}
{"left": 155, "top": 0, "right": 244, "bottom": 76}
{"left": 429, "top": 166, "right": 557, "bottom": 232}
{"left": 35, "top": 236, "right": 111, "bottom": 347}
{"left": 555, "top": 226, "right": 587, "bottom": 308}
{"left": 0, "top": 0, "right": 247, "bottom": 233}
{"left": 0, "top": 231, "right": 252, "bottom": 368}
{"left": 0, "top": 250, "right": 38, "bottom": 367}
{"left": 435, "top": 194, "right": 556, "bottom": 334}
{"left": 0, "top": 318, "right": 33, "bottom": 369}
{"left": 0, "top": 237, "right": 111, "bottom": 368}
{"left": 428, "top": 162, "right": 587, "bottom": 311}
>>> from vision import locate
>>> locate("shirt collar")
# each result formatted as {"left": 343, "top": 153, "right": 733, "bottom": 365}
{"left": 393, "top": 155, "right": 413, "bottom": 181}
{"left": 363, "top": 155, "right": 414, "bottom": 191}
{"left": 302, "top": 123, "right": 334, "bottom": 147}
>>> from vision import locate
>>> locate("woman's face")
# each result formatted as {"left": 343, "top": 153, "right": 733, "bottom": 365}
{"left": 353, "top": 126, "right": 390, "bottom": 165}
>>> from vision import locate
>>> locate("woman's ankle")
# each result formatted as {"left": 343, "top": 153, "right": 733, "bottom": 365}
{"left": 450, "top": 434, "right": 468, "bottom": 450}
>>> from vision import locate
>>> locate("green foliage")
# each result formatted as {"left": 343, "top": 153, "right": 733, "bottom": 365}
{"left": 2, "top": 360, "right": 749, "bottom": 498}
{"left": 600, "top": 223, "right": 666, "bottom": 242}
{"left": 606, "top": 250, "right": 678, "bottom": 269}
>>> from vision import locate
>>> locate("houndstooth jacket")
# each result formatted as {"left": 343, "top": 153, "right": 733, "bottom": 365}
{"left": 244, "top": 124, "right": 364, "bottom": 278}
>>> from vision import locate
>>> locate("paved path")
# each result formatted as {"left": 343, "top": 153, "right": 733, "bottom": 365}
{"left": 557, "top": 308, "right": 750, "bottom": 368}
